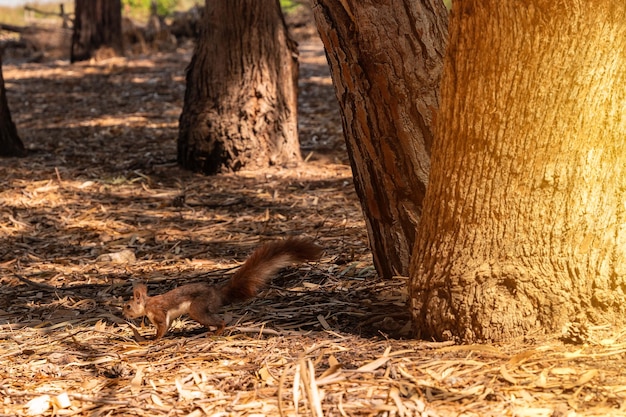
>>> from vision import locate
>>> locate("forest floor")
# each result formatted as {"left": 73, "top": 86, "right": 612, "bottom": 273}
{"left": 1, "top": 11, "right": 626, "bottom": 417}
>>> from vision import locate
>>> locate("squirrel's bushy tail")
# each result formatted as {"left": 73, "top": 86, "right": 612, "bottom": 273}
{"left": 221, "top": 238, "right": 322, "bottom": 304}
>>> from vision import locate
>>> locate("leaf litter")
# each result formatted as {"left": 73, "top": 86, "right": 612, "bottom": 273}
{"left": 1, "top": 20, "right": 626, "bottom": 417}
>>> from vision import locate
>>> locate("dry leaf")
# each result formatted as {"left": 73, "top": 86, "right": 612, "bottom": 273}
{"left": 25, "top": 395, "right": 50, "bottom": 416}
{"left": 130, "top": 365, "right": 144, "bottom": 394}
{"left": 573, "top": 369, "right": 598, "bottom": 386}
{"left": 151, "top": 393, "right": 165, "bottom": 407}
{"left": 317, "top": 314, "right": 331, "bottom": 330}
{"left": 499, "top": 365, "right": 518, "bottom": 385}
{"left": 356, "top": 356, "right": 390, "bottom": 373}
{"left": 51, "top": 392, "right": 71, "bottom": 409}
{"left": 94, "top": 320, "right": 107, "bottom": 332}
{"left": 96, "top": 249, "right": 136, "bottom": 264}
{"left": 258, "top": 365, "right": 277, "bottom": 386}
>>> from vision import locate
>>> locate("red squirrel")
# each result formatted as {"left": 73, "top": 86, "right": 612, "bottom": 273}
{"left": 123, "top": 238, "right": 322, "bottom": 340}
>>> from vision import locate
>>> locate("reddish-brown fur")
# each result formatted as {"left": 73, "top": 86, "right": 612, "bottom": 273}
{"left": 123, "top": 238, "right": 322, "bottom": 340}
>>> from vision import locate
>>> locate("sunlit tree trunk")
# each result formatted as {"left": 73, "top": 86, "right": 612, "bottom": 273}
{"left": 178, "top": 0, "right": 300, "bottom": 174}
{"left": 0, "top": 56, "right": 25, "bottom": 157}
{"left": 410, "top": 0, "right": 626, "bottom": 342}
{"left": 313, "top": 0, "right": 448, "bottom": 279}
{"left": 71, "top": 0, "right": 123, "bottom": 63}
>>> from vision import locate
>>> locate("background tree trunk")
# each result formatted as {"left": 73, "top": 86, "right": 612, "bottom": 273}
{"left": 71, "top": 0, "right": 123, "bottom": 63}
{"left": 178, "top": 0, "right": 300, "bottom": 174}
{"left": 410, "top": 0, "right": 626, "bottom": 342}
{"left": 0, "top": 55, "right": 26, "bottom": 157}
{"left": 313, "top": 0, "right": 448, "bottom": 279}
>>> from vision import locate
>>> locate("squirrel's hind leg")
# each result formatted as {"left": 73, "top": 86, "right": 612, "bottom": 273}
{"left": 188, "top": 305, "right": 225, "bottom": 335}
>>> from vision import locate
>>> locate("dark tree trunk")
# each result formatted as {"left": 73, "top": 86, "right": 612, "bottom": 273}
{"left": 178, "top": 0, "right": 300, "bottom": 174}
{"left": 0, "top": 55, "right": 26, "bottom": 157}
{"left": 71, "top": 0, "right": 123, "bottom": 63}
{"left": 313, "top": 0, "right": 448, "bottom": 278}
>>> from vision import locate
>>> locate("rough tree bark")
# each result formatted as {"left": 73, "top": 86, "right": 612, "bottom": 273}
{"left": 178, "top": 0, "right": 300, "bottom": 174}
{"left": 410, "top": 0, "right": 626, "bottom": 342}
{"left": 312, "top": 0, "right": 448, "bottom": 279}
{"left": 71, "top": 0, "right": 123, "bottom": 63}
{"left": 0, "top": 55, "right": 26, "bottom": 157}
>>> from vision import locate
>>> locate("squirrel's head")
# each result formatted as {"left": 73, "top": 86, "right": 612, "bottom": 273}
{"left": 123, "top": 284, "right": 148, "bottom": 319}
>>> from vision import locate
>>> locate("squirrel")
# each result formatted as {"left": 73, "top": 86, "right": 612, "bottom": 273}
{"left": 123, "top": 237, "right": 322, "bottom": 340}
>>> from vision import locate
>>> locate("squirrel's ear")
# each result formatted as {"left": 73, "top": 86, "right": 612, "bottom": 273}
{"left": 133, "top": 284, "right": 148, "bottom": 299}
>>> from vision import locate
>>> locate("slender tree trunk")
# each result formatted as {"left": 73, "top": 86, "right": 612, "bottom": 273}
{"left": 71, "top": 0, "right": 123, "bottom": 63}
{"left": 0, "top": 55, "right": 26, "bottom": 157}
{"left": 178, "top": 0, "right": 300, "bottom": 174}
{"left": 410, "top": 0, "right": 626, "bottom": 342}
{"left": 312, "top": 0, "right": 448, "bottom": 279}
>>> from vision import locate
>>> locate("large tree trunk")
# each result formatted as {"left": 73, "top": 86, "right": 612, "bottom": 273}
{"left": 313, "top": 0, "right": 448, "bottom": 279}
{"left": 410, "top": 0, "right": 626, "bottom": 342}
{"left": 178, "top": 0, "right": 300, "bottom": 174}
{"left": 71, "top": 0, "right": 123, "bottom": 63}
{"left": 0, "top": 55, "right": 26, "bottom": 157}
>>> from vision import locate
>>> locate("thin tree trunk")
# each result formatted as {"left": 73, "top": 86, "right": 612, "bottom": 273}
{"left": 178, "top": 0, "right": 300, "bottom": 174}
{"left": 410, "top": 0, "right": 626, "bottom": 342}
{"left": 0, "top": 55, "right": 25, "bottom": 157}
{"left": 71, "top": 0, "right": 123, "bottom": 63}
{"left": 312, "top": 0, "right": 448, "bottom": 279}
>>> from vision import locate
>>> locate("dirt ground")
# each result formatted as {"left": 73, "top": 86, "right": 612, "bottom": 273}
{"left": 1, "top": 12, "right": 626, "bottom": 417}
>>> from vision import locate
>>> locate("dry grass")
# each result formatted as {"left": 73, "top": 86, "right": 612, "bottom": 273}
{"left": 0, "top": 2, "right": 73, "bottom": 27}
{"left": 1, "top": 28, "right": 626, "bottom": 417}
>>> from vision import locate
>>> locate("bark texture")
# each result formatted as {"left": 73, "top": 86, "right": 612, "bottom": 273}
{"left": 71, "top": 0, "right": 123, "bottom": 63}
{"left": 313, "top": 0, "right": 448, "bottom": 279}
{"left": 410, "top": 0, "right": 626, "bottom": 342}
{"left": 178, "top": 0, "right": 300, "bottom": 174}
{"left": 0, "top": 55, "right": 25, "bottom": 157}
